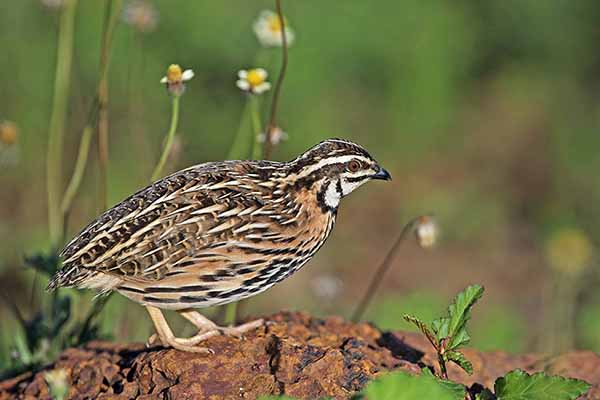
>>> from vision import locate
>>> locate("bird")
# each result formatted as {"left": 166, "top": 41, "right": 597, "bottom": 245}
{"left": 47, "top": 138, "right": 392, "bottom": 353}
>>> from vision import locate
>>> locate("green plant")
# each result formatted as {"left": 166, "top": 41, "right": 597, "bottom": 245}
{"left": 493, "top": 370, "right": 590, "bottom": 400}
{"left": 355, "top": 370, "right": 465, "bottom": 400}
{"left": 404, "top": 284, "right": 484, "bottom": 378}
{"left": 401, "top": 284, "right": 591, "bottom": 399}
{"left": 2, "top": 1, "right": 189, "bottom": 380}
{"left": 0, "top": 290, "right": 110, "bottom": 380}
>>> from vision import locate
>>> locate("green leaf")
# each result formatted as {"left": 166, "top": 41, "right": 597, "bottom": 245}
{"left": 421, "top": 368, "right": 466, "bottom": 398}
{"left": 495, "top": 369, "right": 591, "bottom": 400}
{"left": 474, "top": 389, "right": 495, "bottom": 400}
{"left": 362, "top": 371, "right": 464, "bottom": 400}
{"left": 24, "top": 252, "right": 60, "bottom": 276}
{"left": 445, "top": 350, "right": 473, "bottom": 375}
{"left": 403, "top": 314, "right": 439, "bottom": 348}
{"left": 432, "top": 284, "right": 484, "bottom": 350}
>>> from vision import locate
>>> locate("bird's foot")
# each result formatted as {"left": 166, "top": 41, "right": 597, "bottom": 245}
{"left": 146, "top": 331, "right": 218, "bottom": 354}
{"left": 178, "top": 310, "right": 263, "bottom": 338}
{"left": 215, "top": 318, "right": 264, "bottom": 338}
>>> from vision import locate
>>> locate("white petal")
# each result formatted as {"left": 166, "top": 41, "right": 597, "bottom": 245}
{"left": 160, "top": 76, "right": 168, "bottom": 84}
{"left": 237, "top": 70, "right": 248, "bottom": 79}
{"left": 181, "top": 69, "right": 195, "bottom": 81}
{"left": 236, "top": 80, "right": 250, "bottom": 91}
{"left": 259, "top": 10, "right": 274, "bottom": 20}
{"left": 254, "top": 82, "right": 271, "bottom": 94}
{"left": 255, "top": 68, "right": 268, "bottom": 79}
{"left": 285, "top": 28, "right": 295, "bottom": 45}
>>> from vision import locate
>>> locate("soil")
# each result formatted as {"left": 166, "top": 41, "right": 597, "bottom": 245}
{"left": 1, "top": 311, "right": 599, "bottom": 399}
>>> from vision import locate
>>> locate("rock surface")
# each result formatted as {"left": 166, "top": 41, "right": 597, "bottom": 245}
{"left": 1, "top": 311, "right": 599, "bottom": 399}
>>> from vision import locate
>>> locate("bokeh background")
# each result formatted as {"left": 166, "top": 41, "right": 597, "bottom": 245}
{"left": 1, "top": 0, "right": 599, "bottom": 367}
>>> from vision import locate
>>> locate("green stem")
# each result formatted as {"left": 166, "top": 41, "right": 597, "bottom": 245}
{"left": 351, "top": 216, "right": 427, "bottom": 322}
{"left": 438, "top": 354, "right": 448, "bottom": 380}
{"left": 263, "top": 0, "right": 289, "bottom": 159}
{"left": 61, "top": 124, "right": 93, "bottom": 216}
{"left": 46, "top": 0, "right": 78, "bottom": 249}
{"left": 224, "top": 302, "right": 238, "bottom": 327}
{"left": 97, "top": 0, "right": 122, "bottom": 211}
{"left": 151, "top": 95, "right": 180, "bottom": 181}
{"left": 227, "top": 99, "right": 252, "bottom": 160}
{"left": 250, "top": 96, "right": 263, "bottom": 160}
{"left": 226, "top": 48, "right": 268, "bottom": 161}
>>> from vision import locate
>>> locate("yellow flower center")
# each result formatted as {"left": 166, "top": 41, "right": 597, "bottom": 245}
{"left": 0, "top": 121, "right": 18, "bottom": 145}
{"left": 247, "top": 69, "right": 265, "bottom": 87}
{"left": 267, "top": 15, "right": 283, "bottom": 32}
{"left": 166, "top": 64, "right": 183, "bottom": 82}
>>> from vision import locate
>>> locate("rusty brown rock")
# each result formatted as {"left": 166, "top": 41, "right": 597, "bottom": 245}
{"left": 1, "top": 311, "right": 599, "bottom": 399}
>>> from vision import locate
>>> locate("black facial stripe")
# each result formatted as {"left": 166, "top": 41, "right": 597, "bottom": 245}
{"left": 317, "top": 183, "right": 336, "bottom": 213}
{"left": 346, "top": 175, "right": 369, "bottom": 183}
{"left": 336, "top": 179, "right": 343, "bottom": 196}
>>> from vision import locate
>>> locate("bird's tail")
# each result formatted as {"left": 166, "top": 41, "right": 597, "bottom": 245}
{"left": 46, "top": 266, "right": 94, "bottom": 291}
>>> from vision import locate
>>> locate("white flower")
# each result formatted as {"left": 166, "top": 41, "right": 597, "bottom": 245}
{"left": 160, "top": 64, "right": 194, "bottom": 96}
{"left": 311, "top": 274, "right": 343, "bottom": 300}
{"left": 415, "top": 216, "right": 438, "bottom": 249}
{"left": 253, "top": 10, "right": 295, "bottom": 48}
{"left": 257, "top": 126, "right": 288, "bottom": 145}
{"left": 123, "top": 0, "right": 159, "bottom": 33}
{"left": 236, "top": 68, "right": 271, "bottom": 95}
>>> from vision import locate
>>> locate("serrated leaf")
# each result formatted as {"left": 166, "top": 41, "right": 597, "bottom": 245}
{"left": 432, "top": 284, "right": 484, "bottom": 350}
{"left": 403, "top": 314, "right": 439, "bottom": 348}
{"left": 362, "top": 371, "right": 463, "bottom": 400}
{"left": 445, "top": 350, "right": 473, "bottom": 375}
{"left": 495, "top": 369, "right": 591, "bottom": 400}
{"left": 421, "top": 368, "right": 466, "bottom": 398}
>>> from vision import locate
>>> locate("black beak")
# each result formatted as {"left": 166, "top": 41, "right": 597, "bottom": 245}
{"left": 373, "top": 167, "right": 392, "bottom": 181}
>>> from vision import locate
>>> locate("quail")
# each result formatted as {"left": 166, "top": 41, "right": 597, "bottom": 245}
{"left": 47, "top": 138, "right": 392, "bottom": 352}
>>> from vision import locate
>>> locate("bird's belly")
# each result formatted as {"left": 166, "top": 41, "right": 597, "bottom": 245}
{"left": 116, "top": 256, "right": 312, "bottom": 310}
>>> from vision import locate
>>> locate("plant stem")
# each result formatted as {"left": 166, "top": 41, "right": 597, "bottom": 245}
{"left": 250, "top": 96, "right": 263, "bottom": 160}
{"left": 97, "top": 0, "right": 122, "bottom": 211}
{"left": 438, "top": 354, "right": 448, "bottom": 380}
{"left": 151, "top": 95, "right": 180, "bottom": 181}
{"left": 69, "top": 0, "right": 121, "bottom": 340}
{"left": 351, "top": 216, "right": 426, "bottom": 322}
{"left": 46, "top": 0, "right": 78, "bottom": 250}
{"left": 227, "top": 99, "right": 252, "bottom": 160}
{"left": 263, "top": 0, "right": 289, "bottom": 159}
{"left": 224, "top": 302, "right": 238, "bottom": 327}
{"left": 61, "top": 124, "right": 93, "bottom": 218}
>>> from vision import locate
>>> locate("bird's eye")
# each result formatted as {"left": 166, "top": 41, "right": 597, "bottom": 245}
{"left": 347, "top": 160, "right": 361, "bottom": 172}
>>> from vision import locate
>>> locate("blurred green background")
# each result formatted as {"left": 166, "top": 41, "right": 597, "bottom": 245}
{"left": 1, "top": 0, "right": 599, "bottom": 367}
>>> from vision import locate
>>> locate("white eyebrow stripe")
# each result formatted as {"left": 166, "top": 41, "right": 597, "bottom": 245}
{"left": 294, "top": 155, "right": 371, "bottom": 178}
{"left": 294, "top": 139, "right": 355, "bottom": 160}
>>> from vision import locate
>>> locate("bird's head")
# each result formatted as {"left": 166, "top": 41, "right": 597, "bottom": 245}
{"left": 286, "top": 138, "right": 391, "bottom": 211}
